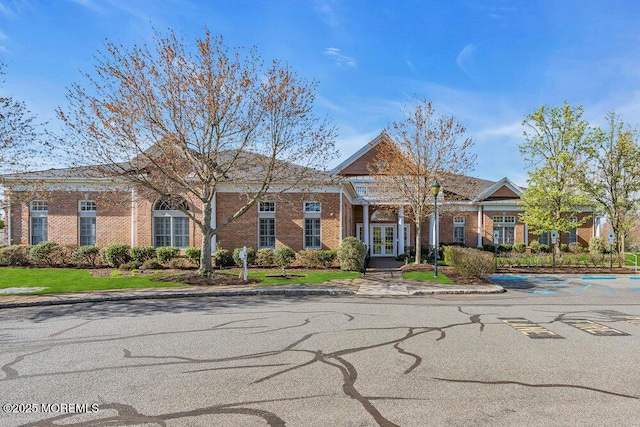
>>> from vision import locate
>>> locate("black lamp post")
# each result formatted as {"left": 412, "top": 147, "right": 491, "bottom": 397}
{"left": 431, "top": 180, "right": 441, "bottom": 278}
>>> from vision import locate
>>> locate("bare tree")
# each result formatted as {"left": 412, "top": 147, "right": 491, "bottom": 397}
{"left": 57, "top": 29, "right": 338, "bottom": 274}
{"left": 368, "top": 99, "right": 477, "bottom": 263}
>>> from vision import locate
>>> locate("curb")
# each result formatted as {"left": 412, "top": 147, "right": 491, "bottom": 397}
{"left": 0, "top": 288, "right": 357, "bottom": 309}
{"left": 411, "top": 287, "right": 506, "bottom": 295}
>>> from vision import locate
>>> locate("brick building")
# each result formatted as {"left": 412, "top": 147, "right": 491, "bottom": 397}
{"left": 2, "top": 133, "right": 603, "bottom": 255}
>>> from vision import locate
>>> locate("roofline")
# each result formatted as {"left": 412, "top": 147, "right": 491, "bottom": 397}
{"left": 330, "top": 132, "right": 387, "bottom": 175}
{"left": 473, "top": 176, "right": 523, "bottom": 202}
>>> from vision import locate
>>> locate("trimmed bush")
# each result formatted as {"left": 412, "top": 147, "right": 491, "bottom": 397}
{"left": 539, "top": 244, "right": 550, "bottom": 253}
{"left": 446, "top": 246, "right": 495, "bottom": 278}
{"left": 52, "top": 244, "right": 79, "bottom": 267}
{"left": 185, "top": 247, "right": 201, "bottom": 266}
{"left": 337, "top": 237, "right": 367, "bottom": 272}
{"left": 74, "top": 245, "right": 101, "bottom": 267}
{"left": 589, "top": 236, "right": 608, "bottom": 255}
{"left": 130, "top": 246, "right": 157, "bottom": 263}
{"left": 30, "top": 242, "right": 59, "bottom": 267}
{"left": 296, "top": 249, "right": 321, "bottom": 268}
{"left": 213, "top": 248, "right": 230, "bottom": 267}
{"left": 142, "top": 259, "right": 164, "bottom": 270}
{"left": 0, "top": 245, "right": 31, "bottom": 266}
{"left": 102, "top": 244, "right": 131, "bottom": 268}
{"left": 233, "top": 247, "right": 256, "bottom": 267}
{"left": 157, "top": 246, "right": 180, "bottom": 263}
{"left": 274, "top": 246, "right": 296, "bottom": 275}
{"left": 560, "top": 243, "right": 568, "bottom": 252}
{"left": 256, "top": 248, "right": 274, "bottom": 267}
{"left": 317, "top": 250, "right": 337, "bottom": 268}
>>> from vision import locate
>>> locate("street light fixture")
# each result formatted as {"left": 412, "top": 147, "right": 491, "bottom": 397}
{"left": 431, "top": 180, "right": 441, "bottom": 278}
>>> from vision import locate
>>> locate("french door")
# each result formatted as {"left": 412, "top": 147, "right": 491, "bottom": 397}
{"left": 372, "top": 224, "right": 396, "bottom": 256}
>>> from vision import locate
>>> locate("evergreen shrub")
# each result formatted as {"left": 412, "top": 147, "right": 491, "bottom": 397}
{"left": 337, "top": 237, "right": 367, "bottom": 272}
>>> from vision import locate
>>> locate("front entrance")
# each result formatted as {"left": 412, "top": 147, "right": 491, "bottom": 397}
{"left": 371, "top": 224, "right": 396, "bottom": 256}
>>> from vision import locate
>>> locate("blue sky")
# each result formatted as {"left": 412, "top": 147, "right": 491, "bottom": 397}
{"left": 2, "top": 0, "right": 640, "bottom": 186}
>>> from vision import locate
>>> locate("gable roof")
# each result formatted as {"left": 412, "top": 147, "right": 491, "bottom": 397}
{"left": 331, "top": 132, "right": 389, "bottom": 175}
{"left": 473, "top": 177, "right": 523, "bottom": 201}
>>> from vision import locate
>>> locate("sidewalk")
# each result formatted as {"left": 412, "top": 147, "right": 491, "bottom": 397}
{"left": 0, "top": 265, "right": 505, "bottom": 309}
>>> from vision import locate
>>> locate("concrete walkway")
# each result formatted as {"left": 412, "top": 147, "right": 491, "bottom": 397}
{"left": 0, "top": 261, "right": 505, "bottom": 309}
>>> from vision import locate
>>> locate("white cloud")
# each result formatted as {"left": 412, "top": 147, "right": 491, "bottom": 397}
{"left": 456, "top": 43, "right": 478, "bottom": 79}
{"left": 323, "top": 47, "right": 357, "bottom": 67}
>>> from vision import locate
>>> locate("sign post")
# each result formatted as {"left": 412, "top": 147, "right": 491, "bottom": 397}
{"left": 608, "top": 231, "right": 615, "bottom": 271}
{"left": 551, "top": 231, "right": 558, "bottom": 272}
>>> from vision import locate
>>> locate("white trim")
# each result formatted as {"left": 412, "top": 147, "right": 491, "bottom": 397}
{"left": 474, "top": 177, "right": 523, "bottom": 201}
{"left": 363, "top": 205, "right": 370, "bottom": 252}
{"left": 370, "top": 223, "right": 396, "bottom": 256}
{"left": 330, "top": 132, "right": 386, "bottom": 175}
{"left": 211, "top": 194, "right": 217, "bottom": 252}
{"left": 477, "top": 205, "right": 483, "bottom": 248}
{"left": 339, "top": 190, "right": 343, "bottom": 244}
{"left": 398, "top": 206, "right": 405, "bottom": 255}
{"left": 6, "top": 194, "right": 11, "bottom": 245}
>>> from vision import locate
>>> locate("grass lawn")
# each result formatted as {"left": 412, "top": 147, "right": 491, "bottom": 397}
{"left": 0, "top": 268, "right": 186, "bottom": 294}
{"left": 0, "top": 267, "right": 362, "bottom": 295}
{"left": 220, "top": 269, "right": 361, "bottom": 285}
{"left": 402, "top": 270, "right": 453, "bottom": 285}
{"left": 625, "top": 252, "right": 640, "bottom": 267}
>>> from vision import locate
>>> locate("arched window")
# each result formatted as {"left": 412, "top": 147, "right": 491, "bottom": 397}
{"left": 153, "top": 196, "right": 189, "bottom": 248}
{"left": 30, "top": 200, "right": 48, "bottom": 244}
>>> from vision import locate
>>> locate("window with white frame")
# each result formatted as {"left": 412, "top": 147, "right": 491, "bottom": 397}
{"left": 453, "top": 216, "right": 465, "bottom": 244}
{"left": 568, "top": 216, "right": 578, "bottom": 244}
{"left": 153, "top": 197, "right": 189, "bottom": 248}
{"left": 303, "top": 201, "right": 321, "bottom": 249}
{"left": 79, "top": 200, "right": 96, "bottom": 246}
{"left": 493, "top": 215, "right": 515, "bottom": 245}
{"left": 30, "top": 200, "right": 48, "bottom": 244}
{"left": 258, "top": 201, "right": 276, "bottom": 249}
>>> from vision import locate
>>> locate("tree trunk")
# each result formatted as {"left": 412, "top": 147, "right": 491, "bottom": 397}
{"left": 199, "top": 199, "right": 215, "bottom": 275}
{"left": 415, "top": 223, "right": 422, "bottom": 264}
{"left": 200, "top": 232, "right": 214, "bottom": 275}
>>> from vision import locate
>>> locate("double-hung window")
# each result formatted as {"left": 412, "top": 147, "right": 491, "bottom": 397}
{"left": 79, "top": 200, "right": 97, "bottom": 246}
{"left": 568, "top": 217, "right": 578, "bottom": 244}
{"left": 493, "top": 215, "right": 516, "bottom": 245}
{"left": 453, "top": 216, "right": 465, "bottom": 244}
{"left": 258, "top": 201, "right": 276, "bottom": 249}
{"left": 153, "top": 197, "right": 190, "bottom": 248}
{"left": 304, "top": 202, "right": 321, "bottom": 249}
{"left": 30, "top": 200, "right": 48, "bottom": 245}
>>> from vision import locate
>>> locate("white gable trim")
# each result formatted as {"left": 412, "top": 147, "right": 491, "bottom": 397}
{"left": 330, "top": 132, "right": 386, "bottom": 175}
{"left": 474, "top": 177, "right": 523, "bottom": 201}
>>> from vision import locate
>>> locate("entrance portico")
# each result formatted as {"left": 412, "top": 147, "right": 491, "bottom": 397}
{"left": 356, "top": 206, "right": 410, "bottom": 257}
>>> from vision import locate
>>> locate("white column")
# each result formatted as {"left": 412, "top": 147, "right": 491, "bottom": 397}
{"left": 211, "top": 193, "right": 217, "bottom": 252}
{"left": 398, "top": 206, "right": 405, "bottom": 255}
{"left": 6, "top": 193, "right": 11, "bottom": 245}
{"left": 130, "top": 187, "right": 136, "bottom": 247}
{"left": 477, "top": 205, "right": 483, "bottom": 248}
{"left": 363, "top": 205, "right": 370, "bottom": 251}
{"left": 339, "top": 190, "right": 343, "bottom": 244}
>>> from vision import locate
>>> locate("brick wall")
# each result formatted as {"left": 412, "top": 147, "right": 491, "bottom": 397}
{"left": 216, "top": 192, "right": 342, "bottom": 252}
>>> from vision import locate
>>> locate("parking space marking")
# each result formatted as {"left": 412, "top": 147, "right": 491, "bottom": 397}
{"left": 499, "top": 317, "right": 564, "bottom": 339}
{"left": 562, "top": 319, "right": 630, "bottom": 336}
{"left": 597, "top": 310, "right": 640, "bottom": 326}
